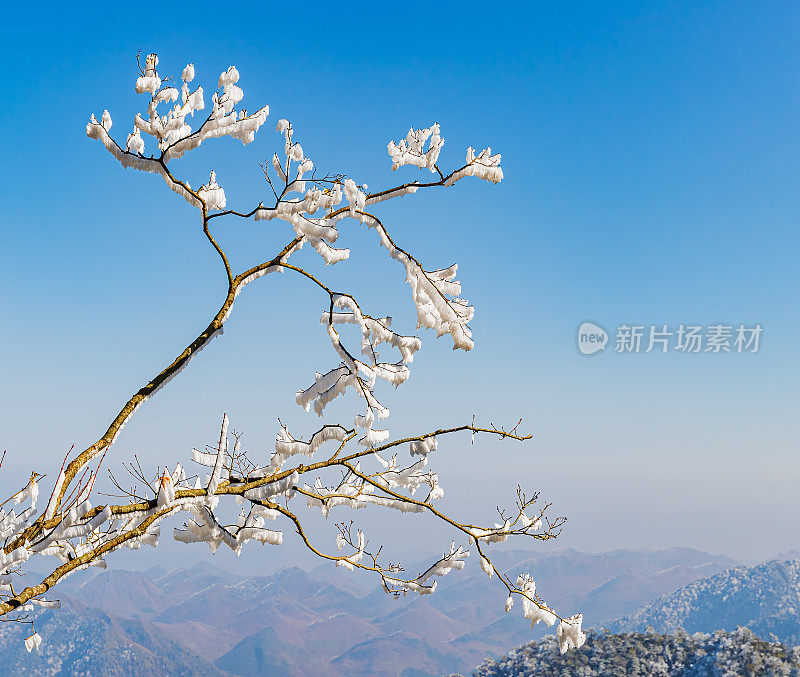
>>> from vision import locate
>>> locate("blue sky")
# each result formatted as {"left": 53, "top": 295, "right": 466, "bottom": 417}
{"left": 1, "top": 1, "right": 798, "bottom": 572}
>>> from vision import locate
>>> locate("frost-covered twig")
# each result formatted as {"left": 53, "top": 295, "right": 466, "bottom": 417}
{"left": 2, "top": 52, "right": 585, "bottom": 654}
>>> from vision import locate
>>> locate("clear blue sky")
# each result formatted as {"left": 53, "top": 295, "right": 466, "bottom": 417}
{"left": 1, "top": 1, "right": 798, "bottom": 572}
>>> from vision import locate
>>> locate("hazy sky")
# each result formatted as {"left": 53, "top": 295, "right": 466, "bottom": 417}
{"left": 2, "top": 1, "right": 798, "bottom": 576}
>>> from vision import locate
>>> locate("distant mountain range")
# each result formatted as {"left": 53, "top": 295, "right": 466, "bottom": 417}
{"left": 0, "top": 596, "right": 222, "bottom": 675}
{"left": 0, "top": 546, "right": 738, "bottom": 676}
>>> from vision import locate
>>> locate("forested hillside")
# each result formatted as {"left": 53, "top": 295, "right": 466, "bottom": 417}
{"left": 608, "top": 560, "right": 800, "bottom": 646}
{"left": 471, "top": 628, "right": 800, "bottom": 676}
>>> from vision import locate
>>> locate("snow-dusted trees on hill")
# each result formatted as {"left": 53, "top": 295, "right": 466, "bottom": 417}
{"left": 1, "top": 53, "right": 585, "bottom": 654}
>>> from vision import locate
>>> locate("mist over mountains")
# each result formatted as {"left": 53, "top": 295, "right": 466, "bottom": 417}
{"left": 0, "top": 546, "right": 741, "bottom": 675}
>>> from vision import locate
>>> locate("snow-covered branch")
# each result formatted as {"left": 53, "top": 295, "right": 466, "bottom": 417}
{"left": 3, "top": 51, "right": 586, "bottom": 655}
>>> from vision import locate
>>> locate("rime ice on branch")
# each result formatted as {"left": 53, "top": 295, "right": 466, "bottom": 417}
{"left": 0, "top": 53, "right": 585, "bottom": 655}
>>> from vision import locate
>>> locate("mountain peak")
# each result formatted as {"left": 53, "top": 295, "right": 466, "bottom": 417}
{"left": 607, "top": 559, "right": 800, "bottom": 646}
